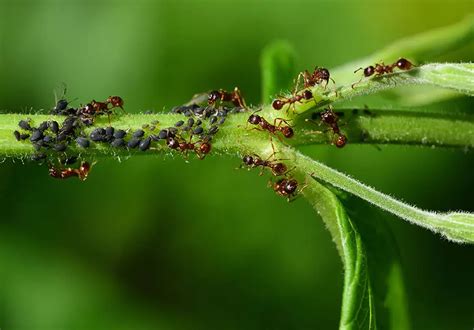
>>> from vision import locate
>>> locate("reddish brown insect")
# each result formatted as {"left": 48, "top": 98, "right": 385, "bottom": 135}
{"left": 49, "top": 161, "right": 91, "bottom": 181}
{"left": 271, "top": 178, "right": 298, "bottom": 201}
{"left": 208, "top": 87, "right": 246, "bottom": 108}
{"left": 90, "top": 100, "right": 109, "bottom": 113}
{"left": 242, "top": 154, "right": 288, "bottom": 176}
{"left": 247, "top": 114, "right": 294, "bottom": 138}
{"left": 296, "top": 67, "right": 334, "bottom": 90}
{"left": 306, "top": 106, "right": 347, "bottom": 148}
{"left": 352, "top": 58, "right": 414, "bottom": 87}
{"left": 272, "top": 89, "right": 313, "bottom": 113}
{"left": 166, "top": 136, "right": 212, "bottom": 159}
{"left": 77, "top": 96, "right": 125, "bottom": 125}
{"left": 107, "top": 96, "right": 125, "bottom": 111}
{"left": 320, "top": 107, "right": 347, "bottom": 148}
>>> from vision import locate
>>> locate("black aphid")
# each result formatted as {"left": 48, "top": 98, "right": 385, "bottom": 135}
{"left": 127, "top": 138, "right": 141, "bottom": 149}
{"left": 106, "top": 126, "right": 115, "bottom": 137}
{"left": 49, "top": 121, "right": 59, "bottom": 134}
{"left": 19, "top": 120, "right": 32, "bottom": 130}
{"left": 30, "top": 129, "right": 44, "bottom": 142}
{"left": 113, "top": 129, "right": 126, "bottom": 139}
{"left": 90, "top": 129, "right": 105, "bottom": 142}
{"left": 133, "top": 129, "right": 145, "bottom": 138}
{"left": 38, "top": 121, "right": 49, "bottom": 132}
{"left": 208, "top": 126, "right": 219, "bottom": 135}
{"left": 111, "top": 138, "right": 125, "bottom": 147}
{"left": 158, "top": 130, "right": 168, "bottom": 139}
{"left": 193, "top": 126, "right": 204, "bottom": 135}
{"left": 76, "top": 137, "right": 90, "bottom": 148}
{"left": 138, "top": 137, "right": 151, "bottom": 151}
{"left": 54, "top": 143, "right": 67, "bottom": 152}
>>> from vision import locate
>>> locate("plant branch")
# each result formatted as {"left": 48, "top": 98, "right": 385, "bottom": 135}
{"left": 276, "top": 147, "right": 474, "bottom": 243}
{"left": 279, "top": 63, "right": 474, "bottom": 117}
{"left": 331, "top": 16, "right": 474, "bottom": 86}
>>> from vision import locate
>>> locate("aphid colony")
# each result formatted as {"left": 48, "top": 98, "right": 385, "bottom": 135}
{"left": 13, "top": 58, "right": 414, "bottom": 199}
{"left": 14, "top": 93, "right": 241, "bottom": 181}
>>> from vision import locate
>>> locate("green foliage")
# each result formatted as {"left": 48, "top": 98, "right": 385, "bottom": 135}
{"left": 260, "top": 41, "right": 297, "bottom": 102}
{"left": 1, "top": 11, "right": 473, "bottom": 330}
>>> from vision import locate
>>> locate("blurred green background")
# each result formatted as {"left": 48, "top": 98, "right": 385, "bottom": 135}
{"left": 0, "top": 0, "right": 473, "bottom": 329}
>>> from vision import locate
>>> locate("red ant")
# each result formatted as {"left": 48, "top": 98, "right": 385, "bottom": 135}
{"left": 306, "top": 106, "right": 347, "bottom": 148}
{"left": 166, "top": 136, "right": 212, "bottom": 159}
{"left": 49, "top": 161, "right": 91, "bottom": 181}
{"left": 208, "top": 87, "right": 246, "bottom": 108}
{"left": 107, "top": 96, "right": 124, "bottom": 110}
{"left": 272, "top": 90, "right": 313, "bottom": 113}
{"left": 352, "top": 58, "right": 414, "bottom": 88}
{"left": 296, "top": 67, "right": 335, "bottom": 90}
{"left": 271, "top": 178, "right": 299, "bottom": 201}
{"left": 78, "top": 95, "right": 125, "bottom": 124}
{"left": 247, "top": 113, "right": 294, "bottom": 138}
{"left": 242, "top": 154, "right": 289, "bottom": 176}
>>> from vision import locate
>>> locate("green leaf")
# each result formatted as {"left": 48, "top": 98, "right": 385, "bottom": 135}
{"left": 345, "top": 198, "right": 411, "bottom": 330}
{"left": 303, "top": 178, "right": 410, "bottom": 330}
{"left": 260, "top": 40, "right": 297, "bottom": 103}
{"left": 287, "top": 151, "right": 474, "bottom": 243}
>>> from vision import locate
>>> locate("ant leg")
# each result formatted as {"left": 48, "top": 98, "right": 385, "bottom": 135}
{"left": 293, "top": 72, "right": 305, "bottom": 94}
{"left": 274, "top": 117, "right": 292, "bottom": 128}
{"left": 233, "top": 87, "right": 247, "bottom": 109}
{"left": 282, "top": 166, "right": 296, "bottom": 177}
{"left": 351, "top": 78, "right": 363, "bottom": 89}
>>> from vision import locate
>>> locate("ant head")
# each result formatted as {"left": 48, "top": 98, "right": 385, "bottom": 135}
{"left": 167, "top": 137, "right": 179, "bottom": 149}
{"left": 363, "top": 66, "right": 375, "bottom": 77}
{"left": 281, "top": 126, "right": 294, "bottom": 138}
{"left": 272, "top": 99, "right": 284, "bottom": 110}
{"left": 242, "top": 155, "right": 254, "bottom": 165}
{"left": 315, "top": 67, "right": 330, "bottom": 80}
{"left": 303, "top": 90, "right": 313, "bottom": 100}
{"left": 364, "top": 66, "right": 375, "bottom": 77}
{"left": 396, "top": 58, "right": 413, "bottom": 70}
{"left": 248, "top": 114, "right": 260, "bottom": 125}
{"left": 320, "top": 108, "right": 336, "bottom": 123}
{"left": 199, "top": 142, "right": 212, "bottom": 154}
{"left": 108, "top": 96, "right": 124, "bottom": 108}
{"left": 208, "top": 91, "right": 220, "bottom": 104}
{"left": 335, "top": 135, "right": 347, "bottom": 148}
{"left": 78, "top": 162, "right": 91, "bottom": 180}
{"left": 284, "top": 179, "right": 298, "bottom": 194}
{"left": 83, "top": 104, "right": 94, "bottom": 114}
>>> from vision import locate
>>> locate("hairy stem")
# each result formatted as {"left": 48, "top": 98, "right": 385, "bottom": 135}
{"left": 275, "top": 63, "right": 474, "bottom": 118}
{"left": 331, "top": 16, "right": 474, "bottom": 86}
{"left": 1, "top": 105, "right": 474, "bottom": 159}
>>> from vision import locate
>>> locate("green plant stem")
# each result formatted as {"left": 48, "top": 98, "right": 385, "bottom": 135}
{"left": 1, "top": 106, "right": 474, "bottom": 159}
{"left": 331, "top": 16, "right": 474, "bottom": 86}
{"left": 282, "top": 63, "right": 474, "bottom": 117}
{"left": 283, "top": 148, "right": 474, "bottom": 243}
{"left": 294, "top": 109, "right": 474, "bottom": 148}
